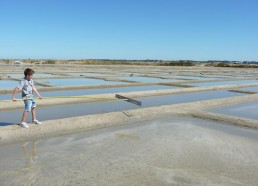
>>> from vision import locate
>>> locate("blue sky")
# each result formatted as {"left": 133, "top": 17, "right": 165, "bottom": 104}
{"left": 0, "top": 0, "right": 257, "bottom": 61}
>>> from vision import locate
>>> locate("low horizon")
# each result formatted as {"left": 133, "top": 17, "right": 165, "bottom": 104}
{"left": 1, "top": 58, "right": 258, "bottom": 62}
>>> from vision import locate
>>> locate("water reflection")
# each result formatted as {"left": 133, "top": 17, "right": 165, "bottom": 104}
{"left": 22, "top": 140, "right": 39, "bottom": 167}
{"left": 9, "top": 140, "right": 41, "bottom": 186}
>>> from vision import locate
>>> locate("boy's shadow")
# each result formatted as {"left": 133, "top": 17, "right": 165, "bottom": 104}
{"left": 0, "top": 122, "right": 16, "bottom": 126}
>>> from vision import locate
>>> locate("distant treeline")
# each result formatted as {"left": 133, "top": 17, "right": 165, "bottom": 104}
{"left": 1, "top": 59, "right": 258, "bottom": 67}
{"left": 212, "top": 62, "right": 258, "bottom": 68}
{"left": 81, "top": 60, "right": 195, "bottom": 66}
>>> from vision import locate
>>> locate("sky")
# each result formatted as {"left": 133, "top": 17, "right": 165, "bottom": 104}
{"left": 0, "top": 0, "right": 258, "bottom": 61}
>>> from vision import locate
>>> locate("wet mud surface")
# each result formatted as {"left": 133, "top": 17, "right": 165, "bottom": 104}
{"left": 0, "top": 117, "right": 257, "bottom": 185}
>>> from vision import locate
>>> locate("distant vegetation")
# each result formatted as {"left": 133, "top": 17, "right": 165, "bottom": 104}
{"left": 158, "top": 61, "right": 194, "bottom": 66}
{"left": 80, "top": 60, "right": 195, "bottom": 66}
{"left": 1, "top": 59, "right": 258, "bottom": 67}
{"left": 210, "top": 62, "right": 258, "bottom": 68}
{"left": 44, "top": 60, "right": 56, "bottom": 64}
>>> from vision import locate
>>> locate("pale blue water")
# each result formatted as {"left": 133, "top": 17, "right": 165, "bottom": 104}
{"left": 206, "top": 74, "right": 256, "bottom": 78}
{"left": 121, "top": 76, "right": 179, "bottom": 82}
{"left": 212, "top": 101, "right": 258, "bottom": 120}
{"left": 7, "top": 73, "right": 57, "bottom": 78}
{"left": 0, "top": 90, "right": 242, "bottom": 126}
{"left": 205, "top": 75, "right": 235, "bottom": 78}
{"left": 0, "top": 85, "right": 179, "bottom": 100}
{"left": 67, "top": 73, "right": 103, "bottom": 76}
{"left": 237, "top": 86, "right": 258, "bottom": 92}
{"left": 0, "top": 80, "right": 19, "bottom": 88}
{"left": 162, "top": 75, "right": 215, "bottom": 80}
{"left": 190, "top": 80, "right": 258, "bottom": 87}
{"left": 1, "top": 117, "right": 257, "bottom": 186}
{"left": 38, "top": 78, "right": 127, "bottom": 86}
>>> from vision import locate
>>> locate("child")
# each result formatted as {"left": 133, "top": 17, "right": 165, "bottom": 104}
{"left": 12, "top": 68, "right": 42, "bottom": 129}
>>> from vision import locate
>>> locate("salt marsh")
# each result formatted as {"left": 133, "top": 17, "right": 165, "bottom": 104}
{"left": 0, "top": 63, "right": 258, "bottom": 185}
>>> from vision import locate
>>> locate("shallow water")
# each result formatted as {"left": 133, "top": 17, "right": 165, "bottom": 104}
{"left": 0, "top": 80, "right": 19, "bottom": 89}
{"left": 212, "top": 101, "right": 258, "bottom": 120}
{"left": 237, "top": 86, "right": 258, "bottom": 92}
{"left": 202, "top": 74, "right": 234, "bottom": 78}
{"left": 67, "top": 72, "right": 103, "bottom": 76}
{"left": 38, "top": 78, "right": 127, "bottom": 86}
{"left": 190, "top": 79, "right": 258, "bottom": 87}
{"left": 0, "top": 85, "right": 178, "bottom": 100}
{"left": 205, "top": 74, "right": 255, "bottom": 78}
{"left": 0, "top": 80, "right": 42, "bottom": 89}
{"left": 0, "top": 117, "right": 257, "bottom": 185}
{"left": 0, "top": 90, "right": 242, "bottom": 125}
{"left": 7, "top": 73, "right": 57, "bottom": 78}
{"left": 163, "top": 75, "right": 215, "bottom": 80}
{"left": 120, "top": 76, "right": 179, "bottom": 83}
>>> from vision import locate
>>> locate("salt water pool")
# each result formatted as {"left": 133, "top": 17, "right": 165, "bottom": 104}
{"left": 7, "top": 73, "right": 58, "bottom": 78}
{"left": 0, "top": 85, "right": 179, "bottom": 100}
{"left": 189, "top": 80, "right": 258, "bottom": 87}
{"left": 237, "top": 86, "right": 258, "bottom": 92}
{"left": 0, "top": 80, "right": 19, "bottom": 89}
{"left": 38, "top": 78, "right": 128, "bottom": 86}
{"left": 120, "top": 76, "right": 180, "bottom": 83}
{"left": 0, "top": 117, "right": 257, "bottom": 185}
{"left": 0, "top": 90, "right": 242, "bottom": 126}
{"left": 212, "top": 101, "right": 258, "bottom": 120}
{"left": 67, "top": 72, "right": 104, "bottom": 76}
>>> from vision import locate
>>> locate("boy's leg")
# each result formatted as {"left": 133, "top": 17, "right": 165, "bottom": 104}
{"left": 31, "top": 107, "right": 36, "bottom": 121}
{"left": 21, "top": 99, "right": 32, "bottom": 122}
{"left": 31, "top": 100, "right": 42, "bottom": 124}
{"left": 31, "top": 100, "right": 37, "bottom": 121}
{"left": 21, "top": 111, "right": 29, "bottom": 122}
{"left": 20, "top": 110, "right": 30, "bottom": 128}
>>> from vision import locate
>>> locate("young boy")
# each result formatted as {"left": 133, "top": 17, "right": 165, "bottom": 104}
{"left": 12, "top": 68, "right": 42, "bottom": 129}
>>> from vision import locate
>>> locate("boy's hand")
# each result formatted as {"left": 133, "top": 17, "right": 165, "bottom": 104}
{"left": 38, "top": 95, "right": 43, "bottom": 100}
{"left": 12, "top": 97, "right": 17, "bottom": 102}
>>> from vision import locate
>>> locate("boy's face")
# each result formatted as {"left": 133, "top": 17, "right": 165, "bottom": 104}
{"left": 26, "top": 74, "right": 33, "bottom": 80}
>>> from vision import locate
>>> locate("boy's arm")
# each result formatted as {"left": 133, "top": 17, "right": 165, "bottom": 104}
{"left": 13, "top": 80, "right": 25, "bottom": 101}
{"left": 12, "top": 87, "right": 20, "bottom": 101}
{"left": 32, "top": 87, "right": 42, "bottom": 99}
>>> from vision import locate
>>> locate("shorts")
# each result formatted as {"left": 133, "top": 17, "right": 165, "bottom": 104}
{"left": 24, "top": 99, "right": 36, "bottom": 112}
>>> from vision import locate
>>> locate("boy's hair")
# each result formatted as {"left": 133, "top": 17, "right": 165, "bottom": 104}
{"left": 24, "top": 68, "right": 35, "bottom": 76}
